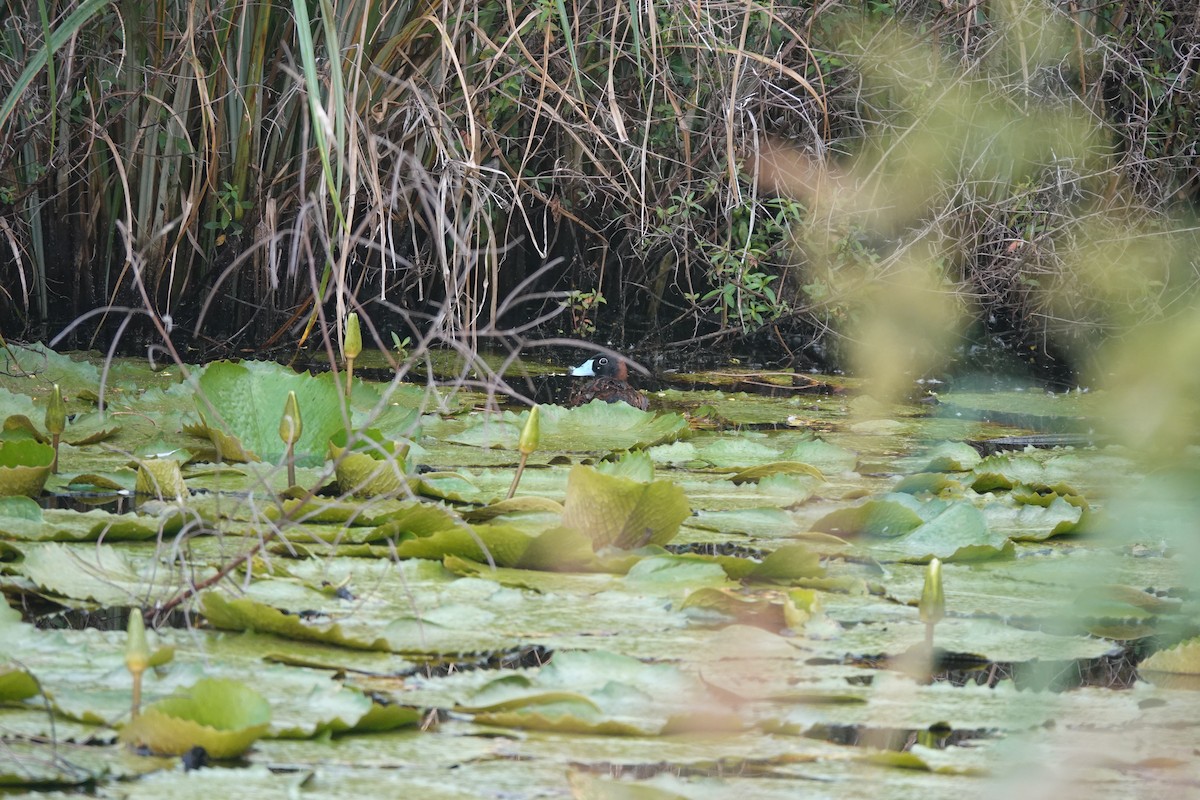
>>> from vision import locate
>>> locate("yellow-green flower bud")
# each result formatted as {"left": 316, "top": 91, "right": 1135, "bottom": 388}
{"left": 279, "top": 391, "right": 302, "bottom": 445}
{"left": 519, "top": 405, "right": 541, "bottom": 456}
{"left": 45, "top": 384, "right": 65, "bottom": 436}
{"left": 919, "top": 557, "right": 944, "bottom": 626}
{"left": 343, "top": 313, "right": 362, "bottom": 360}
{"left": 125, "top": 609, "right": 150, "bottom": 676}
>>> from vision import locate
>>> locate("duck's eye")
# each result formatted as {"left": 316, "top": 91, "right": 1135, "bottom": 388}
{"left": 597, "top": 357, "right": 609, "bottom": 366}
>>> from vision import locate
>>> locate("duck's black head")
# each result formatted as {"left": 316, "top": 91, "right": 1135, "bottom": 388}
{"left": 570, "top": 354, "right": 628, "bottom": 381}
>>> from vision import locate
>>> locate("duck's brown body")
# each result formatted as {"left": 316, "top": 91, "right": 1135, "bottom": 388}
{"left": 568, "top": 355, "right": 649, "bottom": 410}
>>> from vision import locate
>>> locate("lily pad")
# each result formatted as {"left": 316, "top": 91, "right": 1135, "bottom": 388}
{"left": 658, "top": 388, "right": 839, "bottom": 425}
{"left": 937, "top": 389, "right": 1098, "bottom": 428}
{"left": 189, "top": 361, "right": 348, "bottom": 466}
{"left": 674, "top": 473, "right": 820, "bottom": 512}
{"left": 880, "top": 502, "right": 1013, "bottom": 562}
{"left": 623, "top": 555, "right": 731, "bottom": 592}
{"left": 134, "top": 458, "right": 189, "bottom": 500}
{"left": 335, "top": 451, "right": 409, "bottom": 498}
{"left": 0, "top": 439, "right": 54, "bottom": 497}
{"left": 982, "top": 494, "right": 1085, "bottom": 541}
{"left": 120, "top": 677, "right": 271, "bottom": 757}
{"left": 55, "top": 412, "right": 122, "bottom": 447}
{"left": 594, "top": 450, "right": 656, "bottom": 482}
{"left": 0, "top": 663, "right": 39, "bottom": 701}
{"left": 727, "top": 461, "right": 825, "bottom": 484}
{"left": 391, "top": 523, "right": 537, "bottom": 567}
{"left": 1139, "top": 637, "right": 1200, "bottom": 681}
{"left": 649, "top": 437, "right": 781, "bottom": 469}
{"left": 812, "top": 495, "right": 925, "bottom": 538}
{"left": 970, "top": 454, "right": 1079, "bottom": 495}
{"left": 3, "top": 410, "right": 120, "bottom": 447}
{"left": 0, "top": 505, "right": 181, "bottom": 543}
{"left": 648, "top": 435, "right": 855, "bottom": 476}
{"left": 448, "top": 403, "right": 688, "bottom": 453}
{"left": 561, "top": 465, "right": 690, "bottom": 549}
{"left": 461, "top": 496, "right": 565, "bottom": 522}
{"left": 457, "top": 650, "right": 737, "bottom": 735}
{"left": 893, "top": 472, "right": 962, "bottom": 495}
{"left": 782, "top": 437, "right": 859, "bottom": 474}
{"left": 18, "top": 542, "right": 198, "bottom": 605}
{"left": 743, "top": 544, "right": 825, "bottom": 583}
{"left": 915, "top": 441, "right": 983, "bottom": 472}
{"left": 200, "top": 592, "right": 395, "bottom": 651}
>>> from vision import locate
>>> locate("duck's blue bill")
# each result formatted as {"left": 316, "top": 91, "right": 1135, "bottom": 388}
{"left": 570, "top": 358, "right": 597, "bottom": 376}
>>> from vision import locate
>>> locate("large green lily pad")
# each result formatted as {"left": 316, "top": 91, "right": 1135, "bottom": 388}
{"left": 120, "top": 677, "right": 270, "bottom": 757}
{"left": 187, "top": 361, "right": 349, "bottom": 466}
{"left": 562, "top": 465, "right": 690, "bottom": 549}
{"left": 0, "top": 439, "right": 54, "bottom": 497}
{"left": 447, "top": 402, "right": 688, "bottom": 453}
{"left": 457, "top": 649, "right": 739, "bottom": 735}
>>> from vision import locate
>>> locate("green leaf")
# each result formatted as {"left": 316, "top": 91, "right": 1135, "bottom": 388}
{"left": 983, "top": 494, "right": 1085, "bottom": 541}
{"left": 623, "top": 555, "right": 730, "bottom": 591}
{"left": 134, "top": 458, "right": 188, "bottom": 501}
{"left": 916, "top": 441, "right": 983, "bottom": 472}
{"left": 392, "top": 523, "right": 535, "bottom": 567}
{"left": 0, "top": 508, "right": 179, "bottom": 542}
{"left": 781, "top": 437, "right": 859, "bottom": 474}
{"left": 0, "top": 663, "right": 39, "bottom": 701}
{"left": 335, "top": 451, "right": 408, "bottom": 498}
{"left": 192, "top": 361, "right": 347, "bottom": 466}
{"left": 894, "top": 472, "right": 961, "bottom": 494}
{"left": 562, "top": 465, "right": 690, "bottom": 549}
{"left": 57, "top": 412, "right": 120, "bottom": 446}
{"left": 0, "top": 495, "right": 42, "bottom": 520}
{"left": 727, "top": 461, "right": 824, "bottom": 484}
{"left": 885, "top": 502, "right": 1012, "bottom": 562}
{"left": 0, "top": 440, "right": 54, "bottom": 497}
{"left": 449, "top": 403, "right": 688, "bottom": 453}
{"left": 1140, "top": 637, "right": 1200, "bottom": 675}
{"left": 0, "top": 387, "right": 40, "bottom": 429}
{"left": 200, "top": 592, "right": 394, "bottom": 651}
{"left": 120, "top": 677, "right": 270, "bottom": 757}
{"left": 970, "top": 454, "right": 1080, "bottom": 495}
{"left": 745, "top": 544, "right": 824, "bottom": 583}
{"left": 18, "top": 542, "right": 190, "bottom": 604}
{"left": 457, "top": 650, "right": 734, "bottom": 735}
{"left": 812, "top": 495, "right": 925, "bottom": 538}
{"left": 594, "top": 450, "right": 655, "bottom": 482}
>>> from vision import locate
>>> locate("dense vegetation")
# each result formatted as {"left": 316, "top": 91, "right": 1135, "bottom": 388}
{"left": 2, "top": 3, "right": 1200, "bottom": 792}
{"left": 1, "top": 0, "right": 1199, "bottom": 375}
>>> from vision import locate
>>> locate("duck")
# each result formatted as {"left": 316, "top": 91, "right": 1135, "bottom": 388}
{"left": 568, "top": 354, "right": 649, "bottom": 410}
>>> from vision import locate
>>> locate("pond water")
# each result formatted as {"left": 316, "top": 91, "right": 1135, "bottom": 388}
{"left": 0, "top": 342, "right": 1196, "bottom": 796}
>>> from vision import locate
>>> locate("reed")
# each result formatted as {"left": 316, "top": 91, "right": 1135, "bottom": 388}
{"left": 0, "top": 0, "right": 1196, "bottom": 374}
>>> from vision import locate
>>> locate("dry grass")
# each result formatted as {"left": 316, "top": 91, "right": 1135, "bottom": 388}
{"left": 0, "top": 0, "right": 1197, "bottom": 381}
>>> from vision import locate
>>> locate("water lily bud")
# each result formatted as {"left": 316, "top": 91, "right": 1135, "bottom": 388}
{"left": 45, "top": 384, "right": 65, "bottom": 436}
{"left": 279, "top": 391, "right": 302, "bottom": 445}
{"left": 125, "top": 609, "right": 150, "bottom": 676}
{"left": 519, "top": 405, "right": 541, "bottom": 456}
{"left": 343, "top": 312, "right": 362, "bottom": 360}
{"left": 919, "top": 557, "right": 944, "bottom": 626}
